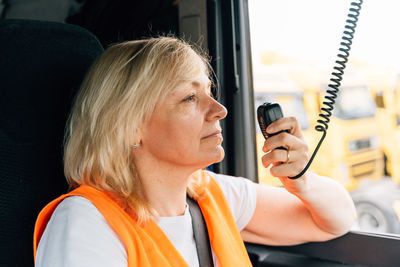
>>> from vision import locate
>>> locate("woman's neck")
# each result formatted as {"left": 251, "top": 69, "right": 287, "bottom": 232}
{"left": 136, "top": 161, "right": 196, "bottom": 217}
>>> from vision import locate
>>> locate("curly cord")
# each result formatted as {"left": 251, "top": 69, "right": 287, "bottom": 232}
{"left": 289, "top": 0, "right": 363, "bottom": 179}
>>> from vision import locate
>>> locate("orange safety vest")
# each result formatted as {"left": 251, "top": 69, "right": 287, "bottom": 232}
{"left": 33, "top": 170, "right": 252, "bottom": 266}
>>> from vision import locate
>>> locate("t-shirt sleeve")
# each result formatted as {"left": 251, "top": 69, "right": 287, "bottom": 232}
{"left": 206, "top": 171, "right": 257, "bottom": 232}
{"left": 35, "top": 196, "right": 127, "bottom": 267}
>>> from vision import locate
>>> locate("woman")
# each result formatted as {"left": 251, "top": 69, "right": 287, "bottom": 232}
{"left": 34, "top": 37, "right": 356, "bottom": 266}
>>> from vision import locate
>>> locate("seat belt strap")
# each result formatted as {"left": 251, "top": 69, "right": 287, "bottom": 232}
{"left": 187, "top": 196, "right": 214, "bottom": 267}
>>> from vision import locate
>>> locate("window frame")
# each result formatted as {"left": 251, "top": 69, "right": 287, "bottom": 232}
{"left": 246, "top": 231, "right": 400, "bottom": 266}
{"left": 207, "top": 0, "right": 258, "bottom": 181}
{"left": 207, "top": 0, "right": 400, "bottom": 265}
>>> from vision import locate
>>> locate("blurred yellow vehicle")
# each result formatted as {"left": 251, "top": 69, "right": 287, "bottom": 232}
{"left": 253, "top": 64, "right": 384, "bottom": 191}
{"left": 355, "top": 63, "right": 400, "bottom": 184}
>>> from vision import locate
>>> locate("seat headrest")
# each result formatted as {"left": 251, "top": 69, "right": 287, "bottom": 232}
{"left": 0, "top": 19, "right": 104, "bottom": 143}
{"left": 0, "top": 19, "right": 104, "bottom": 267}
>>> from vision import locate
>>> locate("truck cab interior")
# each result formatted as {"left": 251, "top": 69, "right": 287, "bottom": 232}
{"left": 0, "top": 0, "right": 399, "bottom": 266}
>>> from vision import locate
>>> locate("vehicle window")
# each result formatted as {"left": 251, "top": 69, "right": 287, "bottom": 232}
{"left": 333, "top": 86, "right": 376, "bottom": 120}
{"left": 248, "top": 0, "right": 400, "bottom": 236}
{"left": 254, "top": 92, "right": 309, "bottom": 130}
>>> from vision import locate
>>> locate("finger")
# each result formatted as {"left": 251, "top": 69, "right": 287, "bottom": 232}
{"left": 266, "top": 117, "right": 304, "bottom": 139}
{"left": 261, "top": 148, "right": 290, "bottom": 167}
{"left": 262, "top": 146, "right": 309, "bottom": 172}
{"left": 270, "top": 160, "right": 306, "bottom": 178}
{"left": 262, "top": 131, "right": 303, "bottom": 152}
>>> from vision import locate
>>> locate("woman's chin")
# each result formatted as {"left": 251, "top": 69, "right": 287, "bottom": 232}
{"left": 216, "top": 146, "right": 225, "bottom": 161}
{"left": 182, "top": 146, "right": 225, "bottom": 170}
{"left": 204, "top": 146, "right": 225, "bottom": 166}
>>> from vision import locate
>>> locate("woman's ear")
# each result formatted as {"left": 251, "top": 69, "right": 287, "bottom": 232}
{"left": 131, "top": 126, "right": 144, "bottom": 148}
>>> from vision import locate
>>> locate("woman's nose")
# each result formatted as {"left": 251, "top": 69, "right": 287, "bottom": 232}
{"left": 207, "top": 98, "right": 228, "bottom": 121}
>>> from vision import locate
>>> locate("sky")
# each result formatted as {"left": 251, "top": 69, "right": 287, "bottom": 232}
{"left": 248, "top": 0, "right": 400, "bottom": 71}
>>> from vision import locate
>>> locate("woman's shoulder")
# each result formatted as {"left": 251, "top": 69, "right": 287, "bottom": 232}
{"left": 51, "top": 195, "right": 107, "bottom": 225}
{"left": 35, "top": 196, "right": 127, "bottom": 267}
{"left": 203, "top": 170, "right": 257, "bottom": 231}
{"left": 58, "top": 195, "right": 97, "bottom": 210}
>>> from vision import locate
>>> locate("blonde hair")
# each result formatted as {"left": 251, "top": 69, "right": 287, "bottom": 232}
{"left": 64, "top": 36, "right": 211, "bottom": 224}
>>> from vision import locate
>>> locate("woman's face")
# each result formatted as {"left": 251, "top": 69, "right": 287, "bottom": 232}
{"left": 140, "top": 71, "right": 228, "bottom": 169}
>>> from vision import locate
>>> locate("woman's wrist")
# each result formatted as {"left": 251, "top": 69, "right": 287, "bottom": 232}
{"left": 280, "top": 171, "right": 313, "bottom": 197}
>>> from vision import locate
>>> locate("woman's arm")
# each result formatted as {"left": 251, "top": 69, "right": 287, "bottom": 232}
{"left": 241, "top": 117, "right": 356, "bottom": 245}
{"left": 241, "top": 172, "right": 356, "bottom": 245}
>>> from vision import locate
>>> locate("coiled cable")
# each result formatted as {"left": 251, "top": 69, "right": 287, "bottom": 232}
{"left": 290, "top": 0, "right": 363, "bottom": 179}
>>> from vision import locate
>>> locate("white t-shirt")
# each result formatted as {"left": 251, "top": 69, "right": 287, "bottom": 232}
{"left": 35, "top": 171, "right": 257, "bottom": 267}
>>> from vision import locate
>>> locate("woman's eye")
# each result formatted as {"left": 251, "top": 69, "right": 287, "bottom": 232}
{"left": 183, "top": 94, "right": 196, "bottom": 102}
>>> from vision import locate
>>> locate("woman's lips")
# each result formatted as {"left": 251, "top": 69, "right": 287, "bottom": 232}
{"left": 203, "top": 132, "right": 222, "bottom": 139}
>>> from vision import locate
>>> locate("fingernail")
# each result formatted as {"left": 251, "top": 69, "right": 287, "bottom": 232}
{"left": 266, "top": 126, "right": 273, "bottom": 133}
